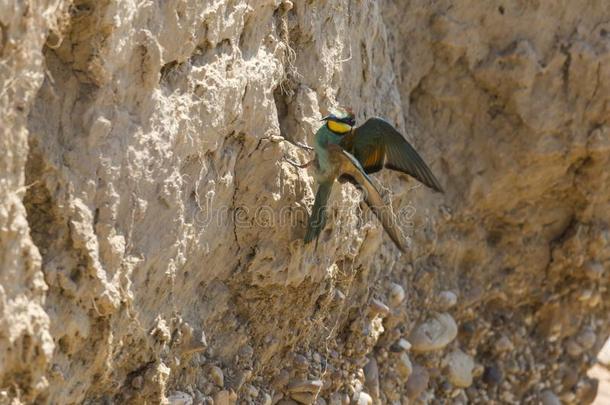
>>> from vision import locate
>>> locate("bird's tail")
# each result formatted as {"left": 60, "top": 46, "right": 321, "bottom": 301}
{"left": 304, "top": 181, "right": 334, "bottom": 247}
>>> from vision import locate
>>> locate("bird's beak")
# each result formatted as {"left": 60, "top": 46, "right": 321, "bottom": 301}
{"left": 321, "top": 115, "right": 331, "bottom": 121}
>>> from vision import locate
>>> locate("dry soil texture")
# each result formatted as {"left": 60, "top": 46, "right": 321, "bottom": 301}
{"left": 1, "top": 1, "right": 609, "bottom": 404}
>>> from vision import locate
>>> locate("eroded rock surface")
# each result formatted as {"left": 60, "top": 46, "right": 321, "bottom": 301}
{"left": 1, "top": 0, "right": 609, "bottom": 404}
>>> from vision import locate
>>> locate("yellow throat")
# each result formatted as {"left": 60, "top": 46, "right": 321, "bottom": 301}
{"left": 327, "top": 120, "right": 352, "bottom": 134}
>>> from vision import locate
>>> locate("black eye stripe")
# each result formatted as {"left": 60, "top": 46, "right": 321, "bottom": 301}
{"left": 338, "top": 117, "right": 355, "bottom": 125}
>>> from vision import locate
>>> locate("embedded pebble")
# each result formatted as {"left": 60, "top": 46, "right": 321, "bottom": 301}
{"left": 245, "top": 384, "right": 259, "bottom": 398}
{"left": 231, "top": 370, "right": 251, "bottom": 390}
{"left": 561, "top": 367, "right": 579, "bottom": 390}
{"left": 482, "top": 365, "right": 503, "bottom": 385}
{"left": 293, "top": 354, "right": 310, "bottom": 370}
{"left": 230, "top": 370, "right": 252, "bottom": 391}
{"left": 368, "top": 298, "right": 390, "bottom": 317}
{"left": 286, "top": 380, "right": 323, "bottom": 394}
{"left": 209, "top": 365, "right": 224, "bottom": 387}
{"left": 239, "top": 345, "right": 254, "bottom": 360}
{"left": 213, "top": 390, "right": 231, "bottom": 405}
{"left": 541, "top": 390, "right": 561, "bottom": 405}
{"left": 575, "top": 378, "right": 598, "bottom": 403}
{"left": 445, "top": 349, "right": 475, "bottom": 388}
{"left": 406, "top": 365, "right": 429, "bottom": 399}
{"left": 328, "top": 393, "right": 342, "bottom": 405}
{"left": 291, "top": 392, "right": 315, "bottom": 404}
{"left": 390, "top": 337, "right": 411, "bottom": 352}
{"left": 409, "top": 313, "right": 458, "bottom": 352}
{"left": 578, "top": 289, "right": 594, "bottom": 302}
{"left": 437, "top": 291, "right": 458, "bottom": 310}
{"left": 363, "top": 358, "right": 380, "bottom": 399}
{"left": 566, "top": 339, "right": 583, "bottom": 357}
{"left": 356, "top": 392, "right": 372, "bottom": 405}
{"left": 396, "top": 338, "right": 412, "bottom": 351}
{"left": 495, "top": 336, "right": 514, "bottom": 352}
{"left": 396, "top": 352, "right": 413, "bottom": 380}
{"left": 167, "top": 391, "right": 193, "bottom": 405}
{"left": 262, "top": 393, "right": 272, "bottom": 405}
{"left": 389, "top": 283, "right": 405, "bottom": 307}
{"left": 277, "top": 400, "right": 299, "bottom": 405}
{"left": 576, "top": 328, "right": 596, "bottom": 349}
{"left": 272, "top": 370, "right": 290, "bottom": 389}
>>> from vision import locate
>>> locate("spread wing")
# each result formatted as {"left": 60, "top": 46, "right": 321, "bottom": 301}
{"left": 340, "top": 117, "right": 444, "bottom": 192}
{"left": 328, "top": 145, "right": 406, "bottom": 252}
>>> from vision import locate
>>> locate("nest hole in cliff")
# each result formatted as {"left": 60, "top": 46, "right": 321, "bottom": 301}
{"left": 273, "top": 84, "right": 300, "bottom": 144}
{"left": 159, "top": 60, "right": 178, "bottom": 82}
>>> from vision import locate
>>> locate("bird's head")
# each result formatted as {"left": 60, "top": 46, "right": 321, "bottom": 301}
{"left": 322, "top": 108, "right": 355, "bottom": 134}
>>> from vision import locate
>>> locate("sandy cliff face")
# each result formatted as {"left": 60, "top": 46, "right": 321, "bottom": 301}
{"left": 1, "top": 0, "right": 609, "bottom": 404}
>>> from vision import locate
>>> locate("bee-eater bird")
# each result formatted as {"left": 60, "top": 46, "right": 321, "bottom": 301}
{"left": 289, "top": 109, "right": 443, "bottom": 252}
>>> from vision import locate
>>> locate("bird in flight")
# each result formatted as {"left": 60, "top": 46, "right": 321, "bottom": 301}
{"left": 287, "top": 108, "right": 443, "bottom": 252}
